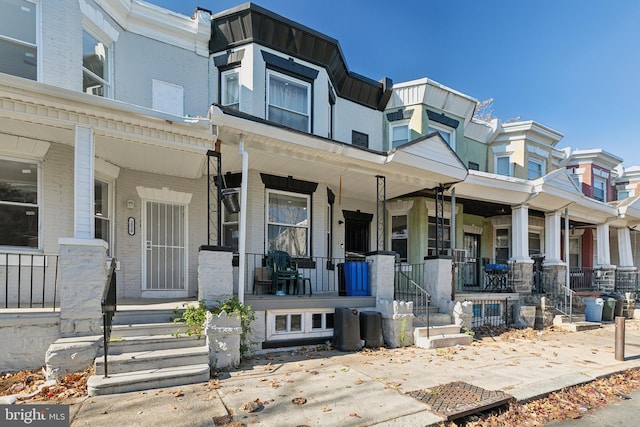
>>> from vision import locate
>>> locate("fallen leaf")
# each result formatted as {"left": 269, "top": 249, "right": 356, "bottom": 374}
{"left": 292, "top": 397, "right": 307, "bottom": 405}
{"left": 349, "top": 413, "right": 361, "bottom": 418}
{"left": 322, "top": 407, "right": 332, "bottom": 412}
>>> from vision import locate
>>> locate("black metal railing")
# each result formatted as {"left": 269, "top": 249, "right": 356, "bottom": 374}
{"left": 1, "top": 252, "right": 59, "bottom": 310}
{"left": 101, "top": 259, "right": 117, "bottom": 378}
{"left": 615, "top": 270, "right": 639, "bottom": 295}
{"left": 469, "top": 298, "right": 511, "bottom": 328}
{"left": 394, "top": 263, "right": 430, "bottom": 335}
{"left": 242, "top": 253, "right": 349, "bottom": 295}
{"left": 569, "top": 267, "right": 595, "bottom": 292}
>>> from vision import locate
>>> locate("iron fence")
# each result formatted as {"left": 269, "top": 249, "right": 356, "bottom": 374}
{"left": 569, "top": 267, "right": 595, "bottom": 292}
{"left": 1, "top": 252, "right": 59, "bottom": 310}
{"left": 615, "top": 270, "right": 639, "bottom": 295}
{"left": 468, "top": 298, "right": 511, "bottom": 328}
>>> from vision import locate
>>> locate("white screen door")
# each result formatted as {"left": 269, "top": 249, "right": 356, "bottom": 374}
{"left": 144, "top": 201, "right": 186, "bottom": 291}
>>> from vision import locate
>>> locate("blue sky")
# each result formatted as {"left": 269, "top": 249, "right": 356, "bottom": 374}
{"left": 147, "top": 0, "right": 640, "bottom": 167}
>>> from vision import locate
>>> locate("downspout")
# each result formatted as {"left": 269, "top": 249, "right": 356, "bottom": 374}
{"left": 564, "top": 207, "right": 571, "bottom": 321}
{"left": 237, "top": 137, "right": 249, "bottom": 303}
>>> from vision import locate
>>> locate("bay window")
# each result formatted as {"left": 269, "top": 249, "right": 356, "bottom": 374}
{"left": 82, "top": 29, "right": 111, "bottom": 97}
{"left": 221, "top": 69, "right": 240, "bottom": 110}
{"left": 496, "top": 156, "right": 511, "bottom": 176}
{"left": 0, "top": 158, "right": 39, "bottom": 248}
{"left": 0, "top": 0, "right": 37, "bottom": 80}
{"left": 528, "top": 158, "right": 544, "bottom": 180}
{"left": 267, "top": 70, "right": 311, "bottom": 132}
{"left": 267, "top": 190, "right": 309, "bottom": 257}
{"left": 390, "top": 123, "right": 409, "bottom": 148}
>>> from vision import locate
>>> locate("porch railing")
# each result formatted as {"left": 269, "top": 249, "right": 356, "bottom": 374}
{"left": 569, "top": 267, "right": 595, "bottom": 292}
{"left": 101, "top": 259, "right": 117, "bottom": 378}
{"left": 242, "top": 253, "right": 347, "bottom": 295}
{"left": 615, "top": 270, "right": 639, "bottom": 295}
{"left": 394, "top": 263, "right": 430, "bottom": 335}
{"left": 455, "top": 257, "right": 516, "bottom": 293}
{"left": 1, "top": 252, "right": 59, "bottom": 310}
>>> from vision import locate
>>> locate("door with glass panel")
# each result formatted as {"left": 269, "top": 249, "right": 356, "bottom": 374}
{"left": 463, "top": 233, "right": 480, "bottom": 287}
{"left": 144, "top": 201, "right": 187, "bottom": 292}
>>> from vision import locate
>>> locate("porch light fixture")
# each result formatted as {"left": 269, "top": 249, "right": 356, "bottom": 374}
{"left": 221, "top": 188, "right": 240, "bottom": 214}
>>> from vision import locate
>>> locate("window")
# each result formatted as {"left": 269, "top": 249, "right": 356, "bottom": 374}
{"left": 618, "top": 190, "right": 630, "bottom": 200}
{"left": 496, "top": 156, "right": 511, "bottom": 176}
{"left": 223, "top": 191, "right": 239, "bottom": 252}
{"left": 0, "top": 158, "right": 39, "bottom": 248}
{"left": 267, "top": 190, "right": 309, "bottom": 257}
{"left": 390, "top": 123, "right": 409, "bottom": 148}
{"left": 266, "top": 70, "right": 311, "bottom": 132}
{"left": 267, "top": 309, "right": 334, "bottom": 340}
{"left": 0, "top": 0, "right": 37, "bottom": 80}
{"left": 495, "top": 228, "right": 510, "bottom": 263}
{"left": 352, "top": 130, "right": 369, "bottom": 148}
{"left": 221, "top": 69, "right": 239, "bottom": 110}
{"left": 571, "top": 174, "right": 581, "bottom": 190}
{"left": 391, "top": 214, "right": 408, "bottom": 262}
{"left": 94, "top": 179, "right": 111, "bottom": 253}
{"left": 427, "top": 123, "right": 455, "bottom": 149}
{"left": 468, "top": 161, "right": 480, "bottom": 171}
{"left": 528, "top": 159, "right": 544, "bottom": 180}
{"left": 82, "top": 30, "right": 111, "bottom": 97}
{"left": 593, "top": 177, "right": 606, "bottom": 202}
{"left": 569, "top": 237, "right": 580, "bottom": 268}
{"left": 528, "top": 231, "right": 541, "bottom": 256}
{"left": 428, "top": 216, "right": 450, "bottom": 256}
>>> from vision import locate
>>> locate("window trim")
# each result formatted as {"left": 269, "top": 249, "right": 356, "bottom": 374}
{"left": 220, "top": 68, "right": 240, "bottom": 110}
{"left": 427, "top": 122, "right": 456, "bottom": 150}
{"left": 265, "top": 189, "right": 311, "bottom": 257}
{"left": 82, "top": 28, "right": 113, "bottom": 98}
{"left": 266, "top": 69, "right": 312, "bottom": 133}
{"left": 0, "top": 156, "right": 41, "bottom": 251}
{"left": 390, "top": 122, "right": 410, "bottom": 148}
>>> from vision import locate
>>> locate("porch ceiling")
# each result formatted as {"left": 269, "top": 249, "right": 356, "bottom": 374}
{"left": 214, "top": 108, "right": 467, "bottom": 201}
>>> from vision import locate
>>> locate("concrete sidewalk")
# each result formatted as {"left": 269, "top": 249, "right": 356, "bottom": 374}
{"left": 68, "top": 320, "right": 640, "bottom": 426}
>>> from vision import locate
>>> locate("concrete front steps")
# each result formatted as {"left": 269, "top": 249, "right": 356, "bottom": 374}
{"left": 87, "top": 312, "right": 210, "bottom": 396}
{"left": 553, "top": 314, "right": 602, "bottom": 332}
{"left": 414, "top": 324, "right": 474, "bottom": 349}
{"left": 413, "top": 306, "right": 452, "bottom": 327}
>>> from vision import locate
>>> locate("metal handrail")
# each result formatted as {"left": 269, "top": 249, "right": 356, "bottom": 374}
{"left": 101, "top": 259, "right": 117, "bottom": 378}
{"left": 394, "top": 265, "right": 431, "bottom": 338}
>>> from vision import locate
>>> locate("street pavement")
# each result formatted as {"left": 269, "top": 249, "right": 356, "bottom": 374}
{"left": 68, "top": 320, "right": 640, "bottom": 426}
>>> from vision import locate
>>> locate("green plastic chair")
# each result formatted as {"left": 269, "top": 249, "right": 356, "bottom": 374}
{"left": 266, "top": 250, "right": 300, "bottom": 295}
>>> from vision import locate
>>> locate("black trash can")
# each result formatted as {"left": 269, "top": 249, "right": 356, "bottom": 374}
{"left": 360, "top": 311, "right": 383, "bottom": 348}
{"left": 333, "top": 307, "right": 361, "bottom": 351}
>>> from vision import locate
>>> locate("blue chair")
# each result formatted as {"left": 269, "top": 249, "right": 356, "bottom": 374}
{"left": 266, "top": 251, "right": 300, "bottom": 295}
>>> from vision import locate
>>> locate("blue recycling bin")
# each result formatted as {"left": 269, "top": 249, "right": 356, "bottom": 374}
{"left": 584, "top": 297, "right": 604, "bottom": 322}
{"left": 343, "top": 261, "right": 370, "bottom": 296}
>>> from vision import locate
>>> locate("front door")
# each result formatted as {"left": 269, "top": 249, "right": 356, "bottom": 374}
{"left": 343, "top": 210, "right": 373, "bottom": 255}
{"left": 143, "top": 201, "right": 187, "bottom": 294}
{"left": 463, "top": 233, "right": 480, "bottom": 288}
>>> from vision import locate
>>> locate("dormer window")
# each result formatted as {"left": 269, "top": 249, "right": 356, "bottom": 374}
{"left": 427, "top": 123, "right": 455, "bottom": 149}
{"left": 390, "top": 123, "right": 409, "bottom": 148}
{"left": 221, "top": 69, "right": 240, "bottom": 110}
{"left": 266, "top": 70, "right": 311, "bottom": 133}
{"left": 528, "top": 158, "right": 545, "bottom": 179}
{"left": 593, "top": 176, "right": 606, "bottom": 202}
{"left": 496, "top": 155, "right": 511, "bottom": 177}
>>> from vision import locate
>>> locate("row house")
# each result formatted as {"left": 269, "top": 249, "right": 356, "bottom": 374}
{"left": 2, "top": 0, "right": 640, "bottom": 377}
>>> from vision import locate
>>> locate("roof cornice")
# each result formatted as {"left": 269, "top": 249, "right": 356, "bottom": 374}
{"left": 209, "top": 3, "right": 391, "bottom": 110}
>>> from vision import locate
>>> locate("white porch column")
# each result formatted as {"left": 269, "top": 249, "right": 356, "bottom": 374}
{"left": 74, "top": 125, "right": 95, "bottom": 239}
{"left": 618, "top": 227, "right": 634, "bottom": 267}
{"left": 511, "top": 205, "right": 529, "bottom": 261}
{"left": 596, "top": 223, "right": 611, "bottom": 266}
{"left": 544, "top": 211, "right": 563, "bottom": 264}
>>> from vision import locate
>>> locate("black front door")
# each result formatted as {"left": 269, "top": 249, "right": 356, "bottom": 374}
{"left": 343, "top": 210, "right": 373, "bottom": 255}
